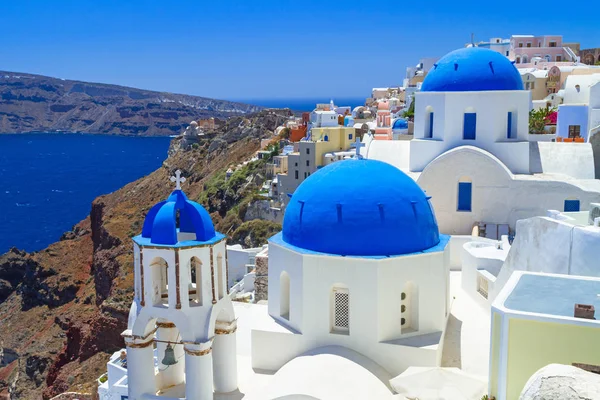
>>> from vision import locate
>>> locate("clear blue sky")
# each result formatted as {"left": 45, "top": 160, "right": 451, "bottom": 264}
{"left": 1, "top": 0, "right": 598, "bottom": 101}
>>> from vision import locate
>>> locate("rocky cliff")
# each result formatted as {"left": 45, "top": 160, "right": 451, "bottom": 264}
{"left": 0, "top": 71, "right": 262, "bottom": 136}
{"left": 0, "top": 109, "right": 290, "bottom": 399}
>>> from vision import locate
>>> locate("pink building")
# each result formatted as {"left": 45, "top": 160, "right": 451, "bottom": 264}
{"left": 374, "top": 101, "right": 392, "bottom": 140}
{"left": 510, "top": 35, "right": 579, "bottom": 66}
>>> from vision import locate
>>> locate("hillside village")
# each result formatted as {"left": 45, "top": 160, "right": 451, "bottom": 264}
{"left": 2, "top": 33, "right": 600, "bottom": 400}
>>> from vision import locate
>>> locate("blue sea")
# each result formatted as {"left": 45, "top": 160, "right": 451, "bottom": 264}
{"left": 0, "top": 134, "right": 171, "bottom": 254}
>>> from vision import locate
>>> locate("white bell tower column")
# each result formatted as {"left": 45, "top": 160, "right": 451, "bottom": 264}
{"left": 213, "top": 320, "right": 238, "bottom": 393}
{"left": 124, "top": 336, "right": 156, "bottom": 400}
{"left": 156, "top": 321, "right": 185, "bottom": 390}
{"left": 184, "top": 341, "right": 214, "bottom": 400}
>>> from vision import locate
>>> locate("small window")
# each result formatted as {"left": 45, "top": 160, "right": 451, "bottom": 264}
{"left": 550, "top": 41, "right": 557, "bottom": 48}
{"left": 306, "top": 148, "right": 310, "bottom": 154}
{"left": 568, "top": 125, "right": 581, "bottom": 138}
{"left": 556, "top": 55, "right": 562, "bottom": 62}
{"left": 506, "top": 51, "right": 509, "bottom": 56}
{"left": 332, "top": 287, "right": 349, "bottom": 334}
{"left": 526, "top": 42, "right": 532, "bottom": 48}
{"left": 306, "top": 160, "right": 309, "bottom": 167}
{"left": 348, "top": 133, "right": 353, "bottom": 140}
{"left": 295, "top": 170, "right": 299, "bottom": 179}
{"left": 507, "top": 112, "right": 515, "bottom": 139}
{"left": 519, "top": 43, "right": 523, "bottom": 48}
{"left": 295, "top": 162, "right": 298, "bottom": 167}
{"left": 458, "top": 182, "right": 472, "bottom": 212}
{"left": 304, "top": 172, "right": 307, "bottom": 178}
{"left": 463, "top": 113, "right": 476, "bottom": 140}
{"left": 324, "top": 135, "right": 329, "bottom": 142}
{"left": 564, "top": 199, "right": 580, "bottom": 212}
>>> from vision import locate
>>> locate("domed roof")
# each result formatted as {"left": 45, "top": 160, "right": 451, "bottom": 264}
{"left": 282, "top": 159, "right": 440, "bottom": 256}
{"left": 392, "top": 118, "right": 409, "bottom": 130}
{"left": 140, "top": 172, "right": 216, "bottom": 245}
{"left": 421, "top": 47, "right": 524, "bottom": 92}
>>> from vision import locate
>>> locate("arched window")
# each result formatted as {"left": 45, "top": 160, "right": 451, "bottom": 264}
{"left": 280, "top": 271, "right": 290, "bottom": 320}
{"left": 516, "top": 56, "right": 521, "bottom": 64}
{"left": 401, "top": 281, "right": 418, "bottom": 333}
{"left": 457, "top": 177, "right": 472, "bottom": 212}
{"left": 544, "top": 55, "right": 551, "bottom": 62}
{"left": 324, "top": 135, "right": 329, "bottom": 142}
{"left": 331, "top": 285, "right": 350, "bottom": 334}
{"left": 150, "top": 257, "right": 168, "bottom": 306}
{"left": 217, "top": 253, "right": 224, "bottom": 300}
{"left": 424, "top": 106, "right": 434, "bottom": 139}
{"left": 507, "top": 110, "right": 517, "bottom": 139}
{"left": 463, "top": 108, "right": 476, "bottom": 140}
{"left": 522, "top": 55, "right": 529, "bottom": 64}
{"left": 190, "top": 257, "right": 203, "bottom": 306}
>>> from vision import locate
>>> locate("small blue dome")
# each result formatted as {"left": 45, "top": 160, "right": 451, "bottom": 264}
{"left": 421, "top": 47, "right": 523, "bottom": 92}
{"left": 141, "top": 189, "right": 216, "bottom": 245}
{"left": 282, "top": 159, "right": 440, "bottom": 256}
{"left": 393, "top": 118, "right": 409, "bottom": 130}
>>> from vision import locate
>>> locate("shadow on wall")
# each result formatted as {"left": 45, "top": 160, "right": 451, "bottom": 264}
{"left": 441, "top": 313, "right": 463, "bottom": 369}
{"left": 590, "top": 131, "right": 600, "bottom": 179}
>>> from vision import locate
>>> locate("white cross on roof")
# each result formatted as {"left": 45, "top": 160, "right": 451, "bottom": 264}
{"left": 170, "top": 170, "right": 186, "bottom": 190}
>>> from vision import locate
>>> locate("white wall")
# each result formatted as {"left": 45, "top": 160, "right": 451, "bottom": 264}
{"left": 411, "top": 91, "right": 531, "bottom": 174}
{"left": 490, "top": 216, "right": 600, "bottom": 301}
{"left": 557, "top": 104, "right": 589, "bottom": 140}
{"left": 261, "top": 240, "right": 450, "bottom": 376}
{"left": 530, "top": 142, "right": 595, "bottom": 179}
{"left": 417, "top": 146, "right": 600, "bottom": 235}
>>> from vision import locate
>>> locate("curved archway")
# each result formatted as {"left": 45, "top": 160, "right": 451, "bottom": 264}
{"left": 150, "top": 257, "right": 168, "bottom": 306}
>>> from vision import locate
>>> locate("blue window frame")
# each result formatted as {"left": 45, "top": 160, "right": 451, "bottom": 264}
{"left": 463, "top": 113, "right": 476, "bottom": 140}
{"left": 427, "top": 112, "right": 434, "bottom": 138}
{"left": 348, "top": 134, "right": 353, "bottom": 140}
{"left": 457, "top": 182, "right": 472, "bottom": 212}
{"left": 507, "top": 112, "right": 513, "bottom": 139}
{"left": 564, "top": 199, "right": 580, "bottom": 212}
{"left": 324, "top": 135, "right": 329, "bottom": 142}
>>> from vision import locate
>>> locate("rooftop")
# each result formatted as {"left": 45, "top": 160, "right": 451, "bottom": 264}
{"left": 501, "top": 272, "right": 600, "bottom": 320}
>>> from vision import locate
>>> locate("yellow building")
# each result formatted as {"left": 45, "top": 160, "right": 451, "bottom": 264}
{"left": 310, "top": 126, "right": 357, "bottom": 167}
{"left": 489, "top": 271, "right": 600, "bottom": 400}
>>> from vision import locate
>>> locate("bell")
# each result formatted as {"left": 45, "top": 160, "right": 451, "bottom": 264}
{"left": 161, "top": 343, "right": 178, "bottom": 365}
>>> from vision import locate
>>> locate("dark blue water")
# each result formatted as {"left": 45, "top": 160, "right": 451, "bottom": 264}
{"left": 0, "top": 134, "right": 171, "bottom": 254}
{"left": 238, "top": 97, "right": 366, "bottom": 112}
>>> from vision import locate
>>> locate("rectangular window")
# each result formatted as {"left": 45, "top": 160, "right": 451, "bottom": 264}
{"left": 332, "top": 288, "right": 349, "bottom": 333}
{"left": 564, "top": 199, "right": 580, "bottom": 212}
{"left": 506, "top": 51, "right": 509, "bottom": 56}
{"left": 463, "top": 113, "right": 477, "bottom": 140}
{"left": 348, "top": 133, "right": 353, "bottom": 140}
{"left": 306, "top": 148, "right": 310, "bottom": 154}
{"left": 556, "top": 55, "right": 562, "bottom": 62}
{"left": 306, "top": 160, "right": 309, "bottom": 167}
{"left": 457, "top": 182, "right": 472, "bottom": 212}
{"left": 568, "top": 125, "right": 581, "bottom": 138}
{"left": 507, "top": 112, "right": 514, "bottom": 139}
{"left": 550, "top": 41, "right": 557, "bottom": 48}
{"left": 304, "top": 172, "right": 307, "bottom": 178}
{"left": 519, "top": 43, "right": 523, "bottom": 48}
{"left": 295, "top": 170, "right": 299, "bottom": 179}
{"left": 526, "top": 42, "right": 532, "bottom": 48}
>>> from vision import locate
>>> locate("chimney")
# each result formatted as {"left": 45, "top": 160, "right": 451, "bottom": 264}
{"left": 574, "top": 303, "right": 596, "bottom": 319}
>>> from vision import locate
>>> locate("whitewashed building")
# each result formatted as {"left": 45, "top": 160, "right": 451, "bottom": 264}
{"left": 251, "top": 159, "right": 451, "bottom": 379}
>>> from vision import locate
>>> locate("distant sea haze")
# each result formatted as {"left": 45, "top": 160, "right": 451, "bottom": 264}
{"left": 0, "top": 133, "right": 171, "bottom": 254}
{"left": 239, "top": 98, "right": 367, "bottom": 112}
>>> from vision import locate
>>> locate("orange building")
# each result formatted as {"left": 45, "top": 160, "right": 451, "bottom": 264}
{"left": 289, "top": 112, "right": 309, "bottom": 142}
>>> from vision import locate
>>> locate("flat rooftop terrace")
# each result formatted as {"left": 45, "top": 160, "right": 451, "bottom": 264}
{"left": 503, "top": 273, "right": 600, "bottom": 318}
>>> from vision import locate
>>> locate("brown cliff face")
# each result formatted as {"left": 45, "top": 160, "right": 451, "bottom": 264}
{"left": 0, "top": 71, "right": 262, "bottom": 136}
{"left": 0, "top": 109, "right": 289, "bottom": 399}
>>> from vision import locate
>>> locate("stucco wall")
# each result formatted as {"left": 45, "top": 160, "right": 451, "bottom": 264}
{"left": 530, "top": 142, "right": 595, "bottom": 179}
{"left": 491, "top": 217, "right": 600, "bottom": 301}
{"left": 412, "top": 91, "right": 531, "bottom": 174}
{"left": 417, "top": 146, "right": 600, "bottom": 235}
{"left": 365, "top": 139, "right": 411, "bottom": 171}
{"left": 262, "top": 240, "right": 449, "bottom": 375}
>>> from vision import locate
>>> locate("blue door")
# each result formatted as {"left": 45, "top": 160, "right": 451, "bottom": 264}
{"left": 457, "top": 182, "right": 472, "bottom": 211}
{"left": 564, "top": 199, "right": 580, "bottom": 212}
{"left": 463, "top": 113, "right": 477, "bottom": 140}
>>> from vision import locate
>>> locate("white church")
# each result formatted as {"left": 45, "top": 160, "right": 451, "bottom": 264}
{"left": 365, "top": 47, "right": 600, "bottom": 235}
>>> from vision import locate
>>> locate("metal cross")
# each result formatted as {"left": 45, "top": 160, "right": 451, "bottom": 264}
{"left": 354, "top": 137, "right": 365, "bottom": 159}
{"left": 170, "top": 170, "right": 186, "bottom": 190}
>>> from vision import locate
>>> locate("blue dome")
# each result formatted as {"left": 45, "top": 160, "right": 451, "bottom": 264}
{"left": 393, "top": 118, "right": 409, "bottom": 130}
{"left": 141, "top": 189, "right": 216, "bottom": 245}
{"left": 421, "top": 47, "right": 524, "bottom": 92}
{"left": 282, "top": 159, "right": 440, "bottom": 256}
